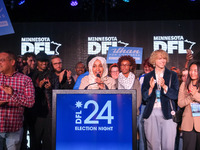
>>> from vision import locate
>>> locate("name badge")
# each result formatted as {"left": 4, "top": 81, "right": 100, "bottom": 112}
{"left": 156, "top": 89, "right": 161, "bottom": 103}
{"left": 191, "top": 103, "right": 200, "bottom": 117}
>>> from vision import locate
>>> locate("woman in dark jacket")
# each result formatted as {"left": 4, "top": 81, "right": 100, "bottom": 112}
{"left": 142, "top": 50, "right": 179, "bottom": 150}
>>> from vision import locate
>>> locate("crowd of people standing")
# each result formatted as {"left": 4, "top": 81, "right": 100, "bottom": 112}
{"left": 0, "top": 49, "right": 199, "bottom": 150}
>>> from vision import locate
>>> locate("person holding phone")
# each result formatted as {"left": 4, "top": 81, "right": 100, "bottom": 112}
{"left": 185, "top": 49, "right": 193, "bottom": 69}
{"left": 79, "top": 56, "right": 116, "bottom": 90}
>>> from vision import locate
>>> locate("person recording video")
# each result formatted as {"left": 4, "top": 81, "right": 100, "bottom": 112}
{"left": 79, "top": 56, "right": 116, "bottom": 90}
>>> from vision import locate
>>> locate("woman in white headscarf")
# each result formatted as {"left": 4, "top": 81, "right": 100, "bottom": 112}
{"left": 79, "top": 56, "right": 116, "bottom": 90}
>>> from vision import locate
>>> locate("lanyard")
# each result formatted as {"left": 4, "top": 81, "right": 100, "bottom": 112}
{"left": 156, "top": 73, "right": 163, "bottom": 91}
{"left": 155, "top": 73, "right": 163, "bottom": 103}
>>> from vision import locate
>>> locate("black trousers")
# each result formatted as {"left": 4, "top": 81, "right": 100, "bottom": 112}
{"left": 183, "top": 129, "right": 200, "bottom": 150}
{"left": 33, "top": 114, "right": 52, "bottom": 150}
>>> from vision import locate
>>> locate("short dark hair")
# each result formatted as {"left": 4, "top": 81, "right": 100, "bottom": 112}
{"left": 0, "top": 51, "right": 17, "bottom": 68}
{"left": 0, "top": 51, "right": 17, "bottom": 62}
{"left": 36, "top": 51, "right": 49, "bottom": 62}
{"left": 75, "top": 62, "right": 85, "bottom": 68}
{"left": 22, "top": 52, "right": 36, "bottom": 61}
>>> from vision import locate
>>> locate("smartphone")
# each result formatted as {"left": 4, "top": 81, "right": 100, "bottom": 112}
{"left": 186, "top": 49, "right": 192, "bottom": 54}
{"left": 186, "top": 49, "right": 193, "bottom": 60}
{"left": 43, "top": 81, "right": 48, "bottom": 85}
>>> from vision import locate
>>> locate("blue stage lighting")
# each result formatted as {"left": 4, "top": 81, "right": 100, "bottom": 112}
{"left": 70, "top": 0, "right": 78, "bottom": 6}
{"left": 18, "top": 0, "right": 25, "bottom": 5}
{"left": 123, "top": 0, "right": 130, "bottom": 2}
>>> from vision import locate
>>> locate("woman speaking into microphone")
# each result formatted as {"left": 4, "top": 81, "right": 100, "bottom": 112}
{"left": 79, "top": 56, "right": 116, "bottom": 90}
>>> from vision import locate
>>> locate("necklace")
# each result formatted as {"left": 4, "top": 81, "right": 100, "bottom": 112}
{"left": 192, "top": 81, "right": 197, "bottom": 87}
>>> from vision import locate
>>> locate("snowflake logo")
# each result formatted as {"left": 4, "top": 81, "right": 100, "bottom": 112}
{"left": 75, "top": 101, "right": 83, "bottom": 108}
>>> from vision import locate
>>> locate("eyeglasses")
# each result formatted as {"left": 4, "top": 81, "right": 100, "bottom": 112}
{"left": 53, "top": 62, "right": 62, "bottom": 65}
{"left": 121, "top": 64, "right": 130, "bottom": 67}
{"left": 111, "top": 71, "right": 119, "bottom": 73}
{"left": 76, "top": 67, "right": 85, "bottom": 69}
{"left": 0, "top": 58, "right": 11, "bottom": 63}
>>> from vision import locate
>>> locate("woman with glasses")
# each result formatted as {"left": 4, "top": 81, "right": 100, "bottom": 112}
{"left": 109, "top": 63, "right": 119, "bottom": 89}
{"left": 117, "top": 55, "right": 141, "bottom": 116}
{"left": 109, "top": 63, "right": 119, "bottom": 80}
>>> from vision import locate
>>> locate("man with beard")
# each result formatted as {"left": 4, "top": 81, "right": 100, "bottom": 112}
{"left": 51, "top": 55, "right": 75, "bottom": 89}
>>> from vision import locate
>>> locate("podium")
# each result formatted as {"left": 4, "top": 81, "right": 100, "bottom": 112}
{"left": 52, "top": 90, "right": 137, "bottom": 150}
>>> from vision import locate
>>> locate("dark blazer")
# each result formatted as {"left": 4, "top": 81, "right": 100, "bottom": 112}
{"left": 142, "top": 68, "right": 179, "bottom": 119}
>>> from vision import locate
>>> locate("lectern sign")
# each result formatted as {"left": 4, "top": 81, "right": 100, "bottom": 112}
{"left": 53, "top": 90, "right": 136, "bottom": 150}
{"left": 75, "top": 100, "right": 114, "bottom": 126}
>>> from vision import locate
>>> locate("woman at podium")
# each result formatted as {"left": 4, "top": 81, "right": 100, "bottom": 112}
{"left": 79, "top": 56, "right": 116, "bottom": 90}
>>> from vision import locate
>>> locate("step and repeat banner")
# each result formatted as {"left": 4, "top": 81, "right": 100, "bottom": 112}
{"left": 0, "top": 20, "right": 199, "bottom": 70}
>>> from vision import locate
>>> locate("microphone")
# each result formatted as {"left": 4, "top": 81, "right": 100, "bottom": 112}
{"left": 84, "top": 74, "right": 101, "bottom": 89}
{"left": 84, "top": 82, "right": 109, "bottom": 90}
{"left": 84, "top": 82, "right": 98, "bottom": 90}
{"left": 84, "top": 73, "right": 108, "bottom": 90}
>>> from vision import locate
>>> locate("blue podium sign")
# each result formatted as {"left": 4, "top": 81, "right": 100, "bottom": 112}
{"left": 106, "top": 47, "right": 143, "bottom": 64}
{"left": 52, "top": 90, "right": 137, "bottom": 150}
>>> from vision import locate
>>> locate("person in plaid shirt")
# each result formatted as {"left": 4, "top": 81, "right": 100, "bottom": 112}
{"left": 0, "top": 51, "right": 35, "bottom": 150}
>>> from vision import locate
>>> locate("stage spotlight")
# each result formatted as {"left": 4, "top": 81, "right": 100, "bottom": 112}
{"left": 70, "top": 0, "right": 78, "bottom": 6}
{"left": 123, "top": 0, "right": 130, "bottom": 2}
{"left": 18, "top": 0, "right": 25, "bottom": 5}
